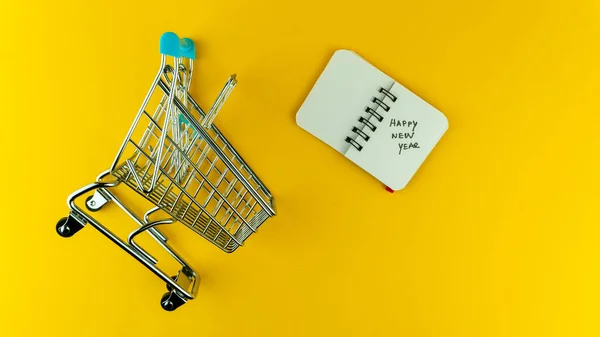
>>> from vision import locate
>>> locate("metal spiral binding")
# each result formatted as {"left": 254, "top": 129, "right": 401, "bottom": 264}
{"left": 345, "top": 87, "right": 398, "bottom": 151}
{"left": 379, "top": 87, "right": 397, "bottom": 102}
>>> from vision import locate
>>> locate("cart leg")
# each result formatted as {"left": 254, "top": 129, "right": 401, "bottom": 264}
{"left": 56, "top": 180, "right": 119, "bottom": 238}
{"left": 85, "top": 189, "right": 110, "bottom": 212}
{"left": 58, "top": 179, "right": 200, "bottom": 309}
{"left": 56, "top": 214, "right": 86, "bottom": 238}
{"left": 166, "top": 275, "right": 178, "bottom": 291}
{"left": 166, "top": 266, "right": 198, "bottom": 290}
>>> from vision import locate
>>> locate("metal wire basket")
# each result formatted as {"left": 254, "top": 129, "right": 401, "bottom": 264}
{"left": 56, "top": 32, "right": 276, "bottom": 311}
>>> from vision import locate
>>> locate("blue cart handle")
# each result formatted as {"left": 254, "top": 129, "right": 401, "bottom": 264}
{"left": 160, "top": 32, "right": 181, "bottom": 57}
{"left": 160, "top": 32, "right": 196, "bottom": 60}
{"left": 180, "top": 37, "right": 196, "bottom": 60}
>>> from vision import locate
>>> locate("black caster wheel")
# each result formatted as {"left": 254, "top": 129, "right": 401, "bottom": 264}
{"left": 56, "top": 216, "right": 85, "bottom": 238}
{"left": 160, "top": 291, "right": 186, "bottom": 312}
{"left": 166, "top": 275, "right": 178, "bottom": 291}
{"left": 85, "top": 195, "right": 103, "bottom": 212}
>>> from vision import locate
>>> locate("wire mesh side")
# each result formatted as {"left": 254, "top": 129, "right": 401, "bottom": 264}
{"left": 109, "top": 55, "right": 274, "bottom": 251}
{"left": 111, "top": 107, "right": 271, "bottom": 252}
{"left": 157, "top": 78, "right": 274, "bottom": 211}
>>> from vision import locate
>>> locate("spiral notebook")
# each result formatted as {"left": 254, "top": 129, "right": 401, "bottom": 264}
{"left": 296, "top": 50, "right": 448, "bottom": 191}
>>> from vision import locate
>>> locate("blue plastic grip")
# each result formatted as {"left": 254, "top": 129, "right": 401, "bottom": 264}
{"left": 160, "top": 32, "right": 181, "bottom": 57}
{"left": 180, "top": 38, "right": 196, "bottom": 60}
{"left": 178, "top": 113, "right": 201, "bottom": 137}
{"left": 179, "top": 113, "right": 190, "bottom": 125}
{"left": 160, "top": 32, "right": 196, "bottom": 59}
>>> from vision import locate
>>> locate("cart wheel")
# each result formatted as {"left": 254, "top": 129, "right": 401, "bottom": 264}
{"left": 160, "top": 291, "right": 185, "bottom": 312}
{"left": 56, "top": 216, "right": 85, "bottom": 238}
{"left": 166, "top": 275, "right": 178, "bottom": 291}
{"left": 85, "top": 195, "right": 103, "bottom": 212}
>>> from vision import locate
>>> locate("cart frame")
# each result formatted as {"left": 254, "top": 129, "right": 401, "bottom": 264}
{"left": 56, "top": 32, "right": 275, "bottom": 311}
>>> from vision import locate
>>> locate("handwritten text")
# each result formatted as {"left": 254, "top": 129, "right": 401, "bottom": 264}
{"left": 389, "top": 118, "right": 420, "bottom": 155}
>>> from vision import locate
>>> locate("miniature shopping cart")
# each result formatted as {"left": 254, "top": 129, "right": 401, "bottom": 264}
{"left": 56, "top": 32, "right": 276, "bottom": 311}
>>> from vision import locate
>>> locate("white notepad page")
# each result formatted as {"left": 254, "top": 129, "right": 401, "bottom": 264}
{"left": 296, "top": 50, "right": 448, "bottom": 191}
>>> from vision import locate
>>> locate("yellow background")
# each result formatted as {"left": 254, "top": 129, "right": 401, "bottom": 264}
{"left": 1, "top": 0, "right": 599, "bottom": 336}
